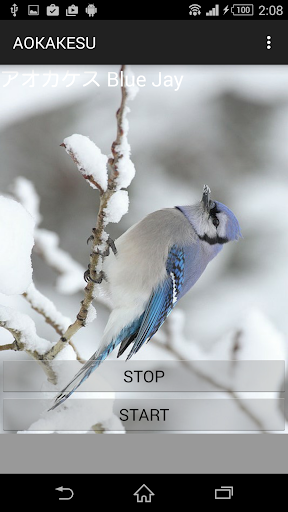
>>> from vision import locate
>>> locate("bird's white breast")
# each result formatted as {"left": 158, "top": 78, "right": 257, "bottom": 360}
{"left": 100, "top": 208, "right": 197, "bottom": 344}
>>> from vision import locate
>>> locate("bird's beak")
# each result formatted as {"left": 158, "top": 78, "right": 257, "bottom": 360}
{"left": 201, "top": 184, "right": 211, "bottom": 212}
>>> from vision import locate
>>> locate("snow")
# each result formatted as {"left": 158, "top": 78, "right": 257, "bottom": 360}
{"left": 25, "top": 282, "right": 71, "bottom": 333}
{"left": 7, "top": 177, "right": 86, "bottom": 295}
{"left": 111, "top": 68, "right": 138, "bottom": 191}
{"left": 53, "top": 344, "right": 76, "bottom": 361}
{"left": 35, "top": 229, "right": 85, "bottom": 294}
{"left": 125, "top": 66, "right": 139, "bottom": 101}
{"left": 86, "top": 304, "right": 97, "bottom": 324}
{"left": 20, "top": 356, "right": 119, "bottom": 432}
{"left": 0, "top": 304, "right": 51, "bottom": 354}
{"left": 104, "top": 190, "right": 129, "bottom": 224}
{"left": 63, "top": 77, "right": 137, "bottom": 193}
{"left": 63, "top": 133, "right": 108, "bottom": 192}
{"left": 22, "top": 395, "right": 116, "bottom": 432}
{"left": 0, "top": 195, "right": 35, "bottom": 295}
{"left": 11, "top": 176, "right": 42, "bottom": 227}
{"left": 115, "top": 106, "right": 136, "bottom": 190}
{"left": 102, "top": 414, "right": 126, "bottom": 434}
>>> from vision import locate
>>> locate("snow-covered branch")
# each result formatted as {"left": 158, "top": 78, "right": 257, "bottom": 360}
{"left": 34, "top": 229, "right": 85, "bottom": 295}
{"left": 46, "top": 64, "right": 137, "bottom": 360}
{"left": 60, "top": 134, "right": 108, "bottom": 194}
{"left": 12, "top": 176, "right": 86, "bottom": 295}
{"left": 0, "top": 65, "right": 138, "bottom": 416}
{"left": 0, "top": 304, "right": 52, "bottom": 354}
{"left": 2, "top": 177, "right": 84, "bottom": 362}
{"left": 0, "top": 304, "right": 59, "bottom": 383}
{"left": 23, "top": 283, "right": 71, "bottom": 336}
{"left": 0, "top": 195, "right": 35, "bottom": 296}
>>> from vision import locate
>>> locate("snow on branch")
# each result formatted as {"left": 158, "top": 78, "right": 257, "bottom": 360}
{"left": 11, "top": 176, "right": 86, "bottom": 295}
{"left": 34, "top": 229, "right": 85, "bottom": 294}
{"left": 46, "top": 64, "right": 138, "bottom": 360}
{"left": 61, "top": 134, "right": 108, "bottom": 194}
{"left": 11, "top": 176, "right": 42, "bottom": 227}
{"left": 0, "top": 304, "right": 52, "bottom": 355}
{"left": 0, "top": 188, "right": 70, "bottom": 378}
{"left": 23, "top": 283, "right": 71, "bottom": 336}
{"left": 108, "top": 69, "right": 137, "bottom": 190}
{"left": 0, "top": 195, "right": 35, "bottom": 295}
{"left": 1, "top": 65, "right": 138, "bottom": 432}
{"left": 103, "top": 190, "right": 129, "bottom": 224}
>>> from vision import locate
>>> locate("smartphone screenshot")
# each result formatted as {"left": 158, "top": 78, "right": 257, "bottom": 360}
{"left": 0, "top": 2, "right": 287, "bottom": 504}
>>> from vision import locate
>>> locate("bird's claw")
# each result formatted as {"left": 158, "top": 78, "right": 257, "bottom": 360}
{"left": 84, "top": 266, "right": 106, "bottom": 284}
{"left": 90, "top": 270, "right": 107, "bottom": 284}
{"left": 86, "top": 234, "right": 94, "bottom": 245}
{"left": 84, "top": 266, "right": 91, "bottom": 283}
{"left": 107, "top": 236, "right": 117, "bottom": 255}
{"left": 86, "top": 234, "right": 117, "bottom": 256}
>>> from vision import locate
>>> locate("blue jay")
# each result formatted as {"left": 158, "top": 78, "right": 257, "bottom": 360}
{"left": 49, "top": 185, "right": 241, "bottom": 410}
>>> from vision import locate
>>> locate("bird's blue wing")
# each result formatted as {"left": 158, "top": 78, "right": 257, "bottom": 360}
{"left": 125, "top": 245, "right": 185, "bottom": 360}
{"left": 49, "top": 245, "right": 185, "bottom": 411}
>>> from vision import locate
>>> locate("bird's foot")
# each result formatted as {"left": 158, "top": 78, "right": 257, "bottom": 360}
{"left": 86, "top": 234, "right": 94, "bottom": 245}
{"left": 107, "top": 236, "right": 117, "bottom": 255}
{"left": 87, "top": 233, "right": 117, "bottom": 256}
{"left": 84, "top": 265, "right": 107, "bottom": 284}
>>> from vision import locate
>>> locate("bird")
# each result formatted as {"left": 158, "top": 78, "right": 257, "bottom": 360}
{"left": 49, "top": 185, "right": 241, "bottom": 410}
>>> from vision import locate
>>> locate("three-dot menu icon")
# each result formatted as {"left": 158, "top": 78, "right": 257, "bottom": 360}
{"left": 267, "top": 35, "right": 272, "bottom": 50}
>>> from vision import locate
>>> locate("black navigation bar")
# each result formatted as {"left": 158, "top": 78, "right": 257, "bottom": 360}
{"left": 1, "top": 474, "right": 287, "bottom": 506}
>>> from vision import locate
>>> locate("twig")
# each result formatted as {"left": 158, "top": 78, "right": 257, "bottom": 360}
{"left": 0, "top": 342, "right": 18, "bottom": 351}
{"left": 153, "top": 328, "right": 266, "bottom": 431}
{"left": 44, "top": 65, "right": 130, "bottom": 360}
{"left": 59, "top": 143, "right": 105, "bottom": 194}
{"left": 21, "top": 283, "right": 83, "bottom": 362}
{"left": 23, "top": 284, "right": 68, "bottom": 337}
{"left": 108, "top": 64, "right": 128, "bottom": 184}
{"left": 0, "top": 320, "right": 58, "bottom": 384}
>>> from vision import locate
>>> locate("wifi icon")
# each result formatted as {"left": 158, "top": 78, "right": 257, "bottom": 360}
{"left": 189, "top": 4, "right": 201, "bottom": 16}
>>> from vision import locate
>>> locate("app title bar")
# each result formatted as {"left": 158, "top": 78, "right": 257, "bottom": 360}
{"left": 0, "top": 20, "right": 287, "bottom": 64}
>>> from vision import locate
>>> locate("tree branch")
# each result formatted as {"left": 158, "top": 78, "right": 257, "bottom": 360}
{"left": 0, "top": 320, "right": 58, "bottom": 384}
{"left": 23, "top": 284, "right": 68, "bottom": 337}
{"left": 153, "top": 318, "right": 267, "bottom": 431}
{"left": 59, "top": 143, "right": 105, "bottom": 194}
{"left": 44, "top": 64, "right": 132, "bottom": 360}
{"left": 0, "top": 341, "right": 18, "bottom": 351}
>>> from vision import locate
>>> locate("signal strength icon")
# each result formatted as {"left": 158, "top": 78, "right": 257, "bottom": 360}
{"left": 206, "top": 4, "right": 219, "bottom": 16}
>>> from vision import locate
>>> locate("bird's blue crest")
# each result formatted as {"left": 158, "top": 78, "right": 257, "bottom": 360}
{"left": 214, "top": 201, "right": 242, "bottom": 241}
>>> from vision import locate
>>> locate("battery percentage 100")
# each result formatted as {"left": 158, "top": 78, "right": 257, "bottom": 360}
{"left": 231, "top": 4, "right": 254, "bottom": 15}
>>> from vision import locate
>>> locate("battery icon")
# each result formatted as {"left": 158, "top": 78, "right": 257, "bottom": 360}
{"left": 231, "top": 4, "right": 254, "bottom": 15}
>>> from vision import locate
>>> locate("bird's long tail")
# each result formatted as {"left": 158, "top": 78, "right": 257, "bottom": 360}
{"left": 48, "top": 315, "right": 143, "bottom": 411}
{"left": 48, "top": 338, "right": 119, "bottom": 411}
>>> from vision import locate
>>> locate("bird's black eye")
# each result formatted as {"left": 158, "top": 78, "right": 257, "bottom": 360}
{"left": 212, "top": 217, "right": 219, "bottom": 228}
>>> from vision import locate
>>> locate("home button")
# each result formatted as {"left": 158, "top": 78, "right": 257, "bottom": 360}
{"left": 133, "top": 484, "right": 155, "bottom": 503}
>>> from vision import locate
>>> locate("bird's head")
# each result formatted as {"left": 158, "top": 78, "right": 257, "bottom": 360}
{"left": 176, "top": 185, "right": 242, "bottom": 245}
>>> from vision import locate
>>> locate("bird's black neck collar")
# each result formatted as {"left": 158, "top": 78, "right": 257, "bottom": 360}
{"left": 198, "top": 233, "right": 229, "bottom": 245}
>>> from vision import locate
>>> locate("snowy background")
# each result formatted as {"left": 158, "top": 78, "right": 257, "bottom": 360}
{"left": 0, "top": 65, "right": 287, "bottom": 433}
